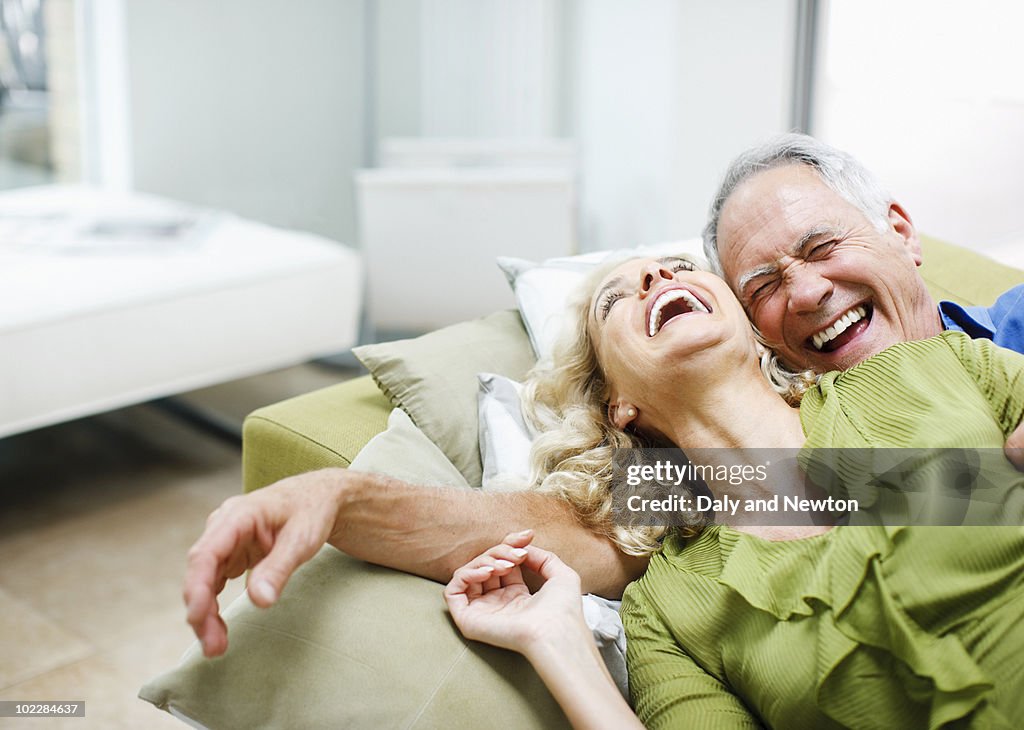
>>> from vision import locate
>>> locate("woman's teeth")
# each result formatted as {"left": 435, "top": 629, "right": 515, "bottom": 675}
{"left": 811, "top": 305, "right": 867, "bottom": 351}
{"left": 648, "top": 289, "right": 709, "bottom": 337}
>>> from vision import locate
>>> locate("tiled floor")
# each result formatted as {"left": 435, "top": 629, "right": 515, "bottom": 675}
{"left": 0, "top": 362, "right": 354, "bottom": 729}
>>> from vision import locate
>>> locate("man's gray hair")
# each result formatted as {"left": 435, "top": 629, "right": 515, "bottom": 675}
{"left": 702, "top": 133, "right": 893, "bottom": 276}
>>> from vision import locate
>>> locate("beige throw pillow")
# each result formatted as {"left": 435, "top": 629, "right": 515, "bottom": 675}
{"left": 139, "top": 409, "right": 566, "bottom": 729}
{"left": 353, "top": 310, "right": 537, "bottom": 488}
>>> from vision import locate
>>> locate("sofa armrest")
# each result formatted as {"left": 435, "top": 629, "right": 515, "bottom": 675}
{"left": 242, "top": 375, "right": 391, "bottom": 492}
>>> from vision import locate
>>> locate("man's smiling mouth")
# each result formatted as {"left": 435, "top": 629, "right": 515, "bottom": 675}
{"left": 809, "top": 304, "right": 871, "bottom": 352}
{"left": 647, "top": 288, "right": 711, "bottom": 337}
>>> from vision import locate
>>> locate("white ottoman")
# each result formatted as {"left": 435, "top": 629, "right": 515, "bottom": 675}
{"left": 0, "top": 186, "right": 362, "bottom": 438}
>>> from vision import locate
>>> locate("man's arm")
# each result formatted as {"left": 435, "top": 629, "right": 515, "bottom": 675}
{"left": 949, "top": 333, "right": 1024, "bottom": 471}
{"left": 183, "top": 468, "right": 648, "bottom": 657}
{"left": 331, "top": 470, "right": 645, "bottom": 591}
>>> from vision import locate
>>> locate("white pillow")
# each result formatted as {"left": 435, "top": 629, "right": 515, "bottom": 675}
{"left": 477, "top": 373, "right": 536, "bottom": 490}
{"left": 497, "top": 238, "right": 706, "bottom": 360}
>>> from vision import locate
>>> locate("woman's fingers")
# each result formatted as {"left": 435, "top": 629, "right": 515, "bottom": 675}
{"left": 446, "top": 532, "right": 541, "bottom": 612}
{"left": 520, "top": 545, "right": 582, "bottom": 590}
{"left": 501, "top": 528, "right": 535, "bottom": 547}
{"left": 445, "top": 564, "right": 495, "bottom": 604}
{"left": 487, "top": 546, "right": 529, "bottom": 569}
{"left": 447, "top": 545, "right": 532, "bottom": 601}
{"left": 453, "top": 541, "right": 531, "bottom": 576}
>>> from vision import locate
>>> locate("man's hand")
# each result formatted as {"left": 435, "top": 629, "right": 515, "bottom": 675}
{"left": 183, "top": 469, "right": 347, "bottom": 657}
{"left": 1006, "top": 420, "right": 1024, "bottom": 472}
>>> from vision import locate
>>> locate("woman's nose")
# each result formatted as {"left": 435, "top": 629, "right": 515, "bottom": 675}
{"left": 639, "top": 262, "right": 676, "bottom": 294}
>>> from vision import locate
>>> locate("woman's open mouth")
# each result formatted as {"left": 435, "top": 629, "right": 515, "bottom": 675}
{"left": 647, "top": 288, "right": 712, "bottom": 337}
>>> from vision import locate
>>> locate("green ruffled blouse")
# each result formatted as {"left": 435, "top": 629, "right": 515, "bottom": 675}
{"left": 622, "top": 332, "right": 1024, "bottom": 729}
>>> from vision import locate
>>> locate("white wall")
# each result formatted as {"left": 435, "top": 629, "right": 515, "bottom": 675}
{"left": 418, "top": 0, "right": 562, "bottom": 137}
{"left": 373, "top": 0, "right": 565, "bottom": 144}
{"left": 373, "top": 0, "right": 422, "bottom": 144}
{"left": 573, "top": 0, "right": 678, "bottom": 251}
{"left": 813, "top": 0, "right": 1024, "bottom": 264}
{"left": 573, "top": 0, "right": 796, "bottom": 251}
{"left": 671, "top": 1, "right": 795, "bottom": 240}
{"left": 122, "top": 0, "right": 366, "bottom": 244}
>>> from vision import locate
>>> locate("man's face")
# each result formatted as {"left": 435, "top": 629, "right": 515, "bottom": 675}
{"left": 715, "top": 164, "right": 940, "bottom": 373}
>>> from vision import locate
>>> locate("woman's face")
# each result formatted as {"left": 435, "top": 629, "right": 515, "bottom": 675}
{"left": 587, "top": 256, "right": 758, "bottom": 424}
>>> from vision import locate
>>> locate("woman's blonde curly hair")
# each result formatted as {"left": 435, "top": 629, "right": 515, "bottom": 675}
{"left": 520, "top": 255, "right": 816, "bottom": 556}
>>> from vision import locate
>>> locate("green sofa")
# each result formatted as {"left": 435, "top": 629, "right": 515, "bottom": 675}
{"left": 242, "top": 375, "right": 390, "bottom": 492}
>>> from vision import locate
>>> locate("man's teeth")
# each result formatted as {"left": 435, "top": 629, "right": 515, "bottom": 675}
{"left": 648, "top": 289, "right": 709, "bottom": 337}
{"left": 811, "top": 305, "right": 867, "bottom": 351}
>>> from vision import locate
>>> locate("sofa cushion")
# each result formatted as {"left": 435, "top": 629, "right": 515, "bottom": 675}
{"left": 919, "top": 234, "right": 1023, "bottom": 306}
{"left": 353, "top": 309, "right": 537, "bottom": 487}
{"left": 140, "top": 408, "right": 566, "bottom": 729}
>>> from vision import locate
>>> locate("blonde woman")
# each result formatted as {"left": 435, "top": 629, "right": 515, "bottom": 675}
{"left": 446, "top": 255, "right": 1024, "bottom": 729}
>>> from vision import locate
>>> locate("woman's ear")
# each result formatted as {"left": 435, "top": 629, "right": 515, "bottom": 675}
{"left": 609, "top": 401, "right": 638, "bottom": 430}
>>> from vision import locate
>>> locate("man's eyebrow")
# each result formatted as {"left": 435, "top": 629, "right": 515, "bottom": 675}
{"left": 736, "top": 225, "right": 839, "bottom": 294}
{"left": 737, "top": 263, "right": 778, "bottom": 294}
{"left": 792, "top": 224, "right": 838, "bottom": 257}
{"left": 593, "top": 275, "right": 626, "bottom": 321}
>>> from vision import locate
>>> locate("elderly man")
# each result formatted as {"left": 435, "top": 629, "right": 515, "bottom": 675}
{"left": 703, "top": 133, "right": 1024, "bottom": 451}
{"left": 184, "top": 134, "right": 1024, "bottom": 658}
{"left": 703, "top": 133, "right": 1024, "bottom": 374}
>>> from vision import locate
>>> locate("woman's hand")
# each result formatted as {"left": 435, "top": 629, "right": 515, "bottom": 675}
{"left": 444, "top": 529, "right": 587, "bottom": 657}
{"left": 446, "top": 531, "right": 644, "bottom": 730}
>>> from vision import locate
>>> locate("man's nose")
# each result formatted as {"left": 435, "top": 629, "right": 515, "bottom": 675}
{"left": 639, "top": 262, "right": 676, "bottom": 295}
{"left": 786, "top": 266, "right": 833, "bottom": 313}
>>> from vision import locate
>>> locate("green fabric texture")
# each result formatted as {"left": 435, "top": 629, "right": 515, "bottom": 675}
{"left": 141, "top": 409, "right": 567, "bottom": 729}
{"left": 803, "top": 332, "right": 1024, "bottom": 449}
{"left": 919, "top": 234, "right": 1023, "bottom": 306}
{"left": 626, "top": 524, "right": 1024, "bottom": 730}
{"left": 139, "top": 548, "right": 564, "bottom": 729}
{"left": 353, "top": 309, "right": 537, "bottom": 487}
{"left": 624, "top": 333, "right": 1024, "bottom": 729}
{"left": 243, "top": 375, "right": 391, "bottom": 492}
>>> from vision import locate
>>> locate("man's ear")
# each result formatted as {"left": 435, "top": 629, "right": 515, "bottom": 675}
{"left": 888, "top": 202, "right": 922, "bottom": 266}
{"left": 608, "top": 400, "right": 638, "bottom": 430}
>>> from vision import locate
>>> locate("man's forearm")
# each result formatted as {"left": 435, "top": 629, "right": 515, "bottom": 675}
{"left": 327, "top": 469, "right": 647, "bottom": 598}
